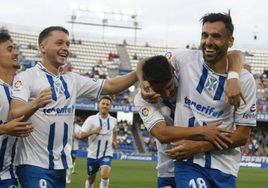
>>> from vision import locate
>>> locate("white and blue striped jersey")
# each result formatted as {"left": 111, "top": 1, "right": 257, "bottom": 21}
{"left": 163, "top": 49, "right": 256, "bottom": 177}
{"left": 11, "top": 63, "right": 105, "bottom": 170}
{"left": 81, "top": 113, "right": 118, "bottom": 159}
{"left": 134, "top": 75, "right": 178, "bottom": 178}
{"left": 0, "top": 79, "right": 17, "bottom": 181}
{"left": 71, "top": 124, "right": 81, "bottom": 151}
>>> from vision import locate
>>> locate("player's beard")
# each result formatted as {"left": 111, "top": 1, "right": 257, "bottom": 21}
{"left": 202, "top": 43, "right": 229, "bottom": 64}
{"left": 13, "top": 63, "right": 21, "bottom": 69}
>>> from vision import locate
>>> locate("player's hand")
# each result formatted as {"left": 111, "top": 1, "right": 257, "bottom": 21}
{"left": 0, "top": 115, "right": 33, "bottom": 137}
{"left": 92, "top": 127, "right": 102, "bottom": 134}
{"left": 225, "top": 79, "right": 247, "bottom": 111}
{"left": 112, "top": 141, "right": 118, "bottom": 149}
{"left": 34, "top": 87, "right": 52, "bottom": 108}
{"left": 200, "top": 121, "right": 233, "bottom": 150}
{"left": 165, "top": 140, "right": 199, "bottom": 160}
{"left": 141, "top": 81, "right": 160, "bottom": 103}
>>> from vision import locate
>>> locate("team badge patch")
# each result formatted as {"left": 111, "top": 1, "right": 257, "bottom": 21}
{"left": 13, "top": 79, "right": 23, "bottom": 92}
{"left": 205, "top": 77, "right": 218, "bottom": 92}
{"left": 54, "top": 82, "right": 65, "bottom": 95}
{"left": 165, "top": 51, "right": 172, "bottom": 60}
{"left": 141, "top": 107, "right": 150, "bottom": 118}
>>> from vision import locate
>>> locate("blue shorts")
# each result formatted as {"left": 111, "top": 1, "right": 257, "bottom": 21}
{"left": 71, "top": 150, "right": 77, "bottom": 160}
{"left": 87, "top": 156, "right": 112, "bottom": 177}
{"left": 0, "top": 178, "right": 18, "bottom": 188}
{"left": 158, "top": 177, "right": 176, "bottom": 188}
{"left": 16, "top": 165, "right": 66, "bottom": 188}
{"left": 174, "top": 161, "right": 236, "bottom": 188}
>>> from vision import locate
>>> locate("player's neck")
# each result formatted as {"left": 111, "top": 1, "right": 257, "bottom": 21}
{"left": 42, "top": 59, "right": 60, "bottom": 76}
{"left": 0, "top": 68, "right": 16, "bottom": 85}
{"left": 205, "top": 57, "right": 228, "bottom": 74}
{"left": 99, "top": 112, "right": 109, "bottom": 119}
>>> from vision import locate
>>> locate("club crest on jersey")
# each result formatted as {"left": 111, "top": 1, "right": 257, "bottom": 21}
{"left": 165, "top": 51, "right": 172, "bottom": 60}
{"left": 141, "top": 107, "right": 150, "bottom": 118}
{"left": 54, "top": 82, "right": 65, "bottom": 95}
{"left": 205, "top": 77, "right": 218, "bottom": 92}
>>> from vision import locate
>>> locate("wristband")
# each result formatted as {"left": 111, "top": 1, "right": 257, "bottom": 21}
{"left": 227, "top": 72, "right": 239, "bottom": 80}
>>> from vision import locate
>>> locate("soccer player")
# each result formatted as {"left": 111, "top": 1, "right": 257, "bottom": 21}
{"left": 141, "top": 13, "right": 256, "bottom": 188}
{"left": 66, "top": 116, "right": 82, "bottom": 183}
{"left": 134, "top": 51, "right": 243, "bottom": 188}
{"left": 80, "top": 96, "right": 118, "bottom": 188}
{"left": 9, "top": 26, "right": 137, "bottom": 188}
{"left": 0, "top": 32, "right": 33, "bottom": 188}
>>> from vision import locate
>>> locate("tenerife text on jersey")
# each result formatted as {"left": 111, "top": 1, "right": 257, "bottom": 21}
{"left": 184, "top": 96, "right": 224, "bottom": 118}
{"left": 43, "top": 105, "right": 75, "bottom": 116}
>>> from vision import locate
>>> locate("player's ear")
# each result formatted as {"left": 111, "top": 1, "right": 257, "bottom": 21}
{"left": 228, "top": 36, "right": 234, "bottom": 48}
{"left": 39, "top": 43, "right": 46, "bottom": 54}
{"left": 171, "top": 67, "right": 175, "bottom": 76}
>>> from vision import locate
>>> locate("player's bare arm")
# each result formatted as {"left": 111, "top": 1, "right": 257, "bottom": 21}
{"left": 112, "top": 132, "right": 118, "bottom": 149}
{"left": 101, "top": 71, "right": 137, "bottom": 95}
{"left": 0, "top": 115, "right": 33, "bottom": 137}
{"left": 226, "top": 50, "right": 247, "bottom": 111}
{"left": 166, "top": 125, "right": 250, "bottom": 160}
{"left": 9, "top": 87, "right": 52, "bottom": 121}
{"left": 136, "top": 57, "right": 160, "bottom": 103}
{"left": 151, "top": 121, "right": 233, "bottom": 150}
{"left": 80, "top": 126, "right": 102, "bottom": 140}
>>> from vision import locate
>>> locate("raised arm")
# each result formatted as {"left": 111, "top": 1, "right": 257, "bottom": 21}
{"left": 136, "top": 57, "right": 160, "bottom": 103}
{"left": 101, "top": 71, "right": 137, "bottom": 95}
{"left": 226, "top": 50, "right": 246, "bottom": 110}
{"left": 9, "top": 87, "right": 52, "bottom": 121}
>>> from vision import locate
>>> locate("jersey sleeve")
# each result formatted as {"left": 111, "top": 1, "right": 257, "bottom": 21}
{"left": 81, "top": 117, "right": 93, "bottom": 133}
{"left": 158, "top": 49, "right": 202, "bottom": 73}
{"left": 72, "top": 72, "right": 105, "bottom": 99}
{"left": 234, "top": 71, "right": 256, "bottom": 126}
{"left": 134, "top": 92, "right": 165, "bottom": 133}
{"left": 11, "top": 71, "right": 32, "bottom": 103}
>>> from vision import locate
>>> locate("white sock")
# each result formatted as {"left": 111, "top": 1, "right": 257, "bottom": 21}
{"left": 99, "top": 178, "right": 109, "bottom": 188}
{"left": 85, "top": 180, "right": 94, "bottom": 188}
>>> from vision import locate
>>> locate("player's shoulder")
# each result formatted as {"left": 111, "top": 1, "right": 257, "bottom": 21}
{"left": 16, "top": 65, "right": 38, "bottom": 78}
{"left": 239, "top": 69, "right": 255, "bottom": 84}
{"left": 166, "top": 48, "right": 202, "bottom": 60}
{"left": 109, "top": 115, "right": 117, "bottom": 121}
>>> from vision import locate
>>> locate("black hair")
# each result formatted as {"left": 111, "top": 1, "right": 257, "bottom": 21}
{"left": 200, "top": 13, "right": 234, "bottom": 37}
{"left": 0, "top": 32, "right": 12, "bottom": 44}
{"left": 142, "top": 56, "right": 172, "bottom": 86}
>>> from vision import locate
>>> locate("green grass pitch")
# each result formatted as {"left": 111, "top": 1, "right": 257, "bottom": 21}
{"left": 19, "top": 157, "right": 268, "bottom": 188}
